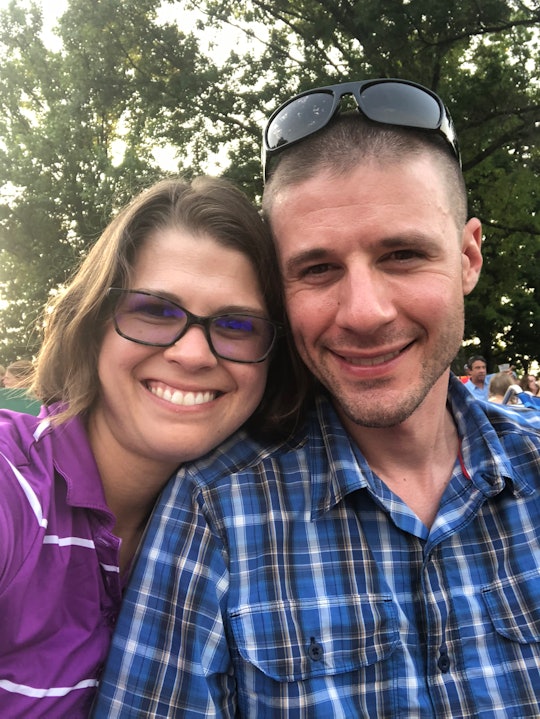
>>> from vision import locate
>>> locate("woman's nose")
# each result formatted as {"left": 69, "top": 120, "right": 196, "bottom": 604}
{"left": 163, "top": 325, "right": 219, "bottom": 368}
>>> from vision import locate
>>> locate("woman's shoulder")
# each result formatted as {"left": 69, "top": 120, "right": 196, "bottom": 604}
{"left": 0, "top": 408, "right": 43, "bottom": 453}
{"left": 0, "top": 402, "right": 67, "bottom": 466}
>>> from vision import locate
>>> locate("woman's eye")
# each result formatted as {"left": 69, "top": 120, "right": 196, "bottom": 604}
{"left": 135, "top": 302, "right": 178, "bottom": 318}
{"left": 214, "top": 316, "right": 255, "bottom": 333}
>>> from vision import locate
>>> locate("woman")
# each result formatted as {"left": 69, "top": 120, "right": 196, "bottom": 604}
{"left": 0, "top": 176, "right": 302, "bottom": 717}
{"left": 520, "top": 373, "right": 540, "bottom": 396}
{"left": 2, "top": 359, "right": 35, "bottom": 388}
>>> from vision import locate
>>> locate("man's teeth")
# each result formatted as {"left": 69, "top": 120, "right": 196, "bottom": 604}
{"left": 346, "top": 349, "right": 401, "bottom": 366}
{"left": 150, "top": 386, "right": 216, "bottom": 406}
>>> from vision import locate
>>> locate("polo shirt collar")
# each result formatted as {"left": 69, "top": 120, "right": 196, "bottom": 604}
{"left": 37, "top": 403, "right": 114, "bottom": 516}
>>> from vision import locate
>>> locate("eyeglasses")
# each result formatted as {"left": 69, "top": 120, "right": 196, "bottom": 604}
{"left": 108, "top": 288, "right": 280, "bottom": 364}
{"left": 262, "top": 78, "right": 460, "bottom": 181}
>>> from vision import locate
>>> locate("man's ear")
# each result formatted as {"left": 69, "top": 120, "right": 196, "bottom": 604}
{"left": 461, "top": 217, "right": 483, "bottom": 296}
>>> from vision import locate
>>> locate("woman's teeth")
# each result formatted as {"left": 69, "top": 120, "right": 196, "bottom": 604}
{"left": 149, "top": 386, "right": 216, "bottom": 406}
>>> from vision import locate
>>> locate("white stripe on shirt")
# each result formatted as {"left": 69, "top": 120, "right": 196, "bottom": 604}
{"left": 0, "top": 678, "right": 98, "bottom": 698}
{"left": 0, "top": 451, "right": 47, "bottom": 529}
{"left": 43, "top": 535, "right": 95, "bottom": 548}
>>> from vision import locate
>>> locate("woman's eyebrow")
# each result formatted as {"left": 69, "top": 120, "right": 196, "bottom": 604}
{"left": 132, "top": 288, "right": 268, "bottom": 316}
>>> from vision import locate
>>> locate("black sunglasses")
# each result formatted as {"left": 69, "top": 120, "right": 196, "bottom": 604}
{"left": 262, "top": 78, "right": 460, "bottom": 182}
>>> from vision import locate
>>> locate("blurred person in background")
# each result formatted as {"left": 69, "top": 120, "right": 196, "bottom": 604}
{"left": 488, "top": 371, "right": 517, "bottom": 404}
{"left": 3, "top": 359, "right": 34, "bottom": 388}
{"left": 520, "top": 372, "right": 540, "bottom": 396}
{"left": 463, "top": 354, "right": 492, "bottom": 400}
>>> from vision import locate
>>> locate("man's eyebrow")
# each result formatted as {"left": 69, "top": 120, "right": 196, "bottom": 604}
{"left": 284, "top": 248, "right": 331, "bottom": 275}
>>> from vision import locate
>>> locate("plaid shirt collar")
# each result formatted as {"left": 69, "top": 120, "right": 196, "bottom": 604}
{"left": 309, "top": 374, "right": 532, "bottom": 520}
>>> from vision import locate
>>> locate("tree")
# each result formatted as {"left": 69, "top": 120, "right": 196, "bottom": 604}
{"left": 0, "top": 0, "right": 212, "bottom": 360}
{"left": 0, "top": 0, "right": 538, "bottom": 372}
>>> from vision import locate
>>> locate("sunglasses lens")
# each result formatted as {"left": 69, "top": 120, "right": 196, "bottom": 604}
{"left": 266, "top": 92, "right": 334, "bottom": 151}
{"left": 359, "top": 81, "right": 442, "bottom": 129}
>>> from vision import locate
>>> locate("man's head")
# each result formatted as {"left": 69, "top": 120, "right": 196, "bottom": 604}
{"left": 467, "top": 355, "right": 488, "bottom": 388}
{"left": 261, "top": 79, "right": 483, "bottom": 432}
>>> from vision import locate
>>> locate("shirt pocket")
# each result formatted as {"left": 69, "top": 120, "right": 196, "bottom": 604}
{"left": 482, "top": 568, "right": 540, "bottom": 644}
{"left": 228, "top": 594, "right": 399, "bottom": 682}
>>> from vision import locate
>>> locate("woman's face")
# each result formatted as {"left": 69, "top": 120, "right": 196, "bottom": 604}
{"left": 90, "top": 227, "right": 270, "bottom": 477}
{"left": 528, "top": 375, "right": 539, "bottom": 393}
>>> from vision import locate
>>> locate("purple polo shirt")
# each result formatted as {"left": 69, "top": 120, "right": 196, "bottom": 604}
{"left": 0, "top": 403, "right": 122, "bottom": 717}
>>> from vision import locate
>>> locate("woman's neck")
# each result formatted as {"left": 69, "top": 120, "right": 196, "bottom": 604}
{"left": 86, "top": 414, "right": 178, "bottom": 573}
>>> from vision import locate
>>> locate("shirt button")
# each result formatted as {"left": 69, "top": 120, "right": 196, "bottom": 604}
{"left": 308, "top": 637, "right": 323, "bottom": 661}
{"left": 438, "top": 650, "right": 450, "bottom": 673}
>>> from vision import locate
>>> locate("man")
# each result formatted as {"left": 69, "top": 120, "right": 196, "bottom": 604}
{"left": 464, "top": 354, "right": 492, "bottom": 400}
{"left": 94, "top": 79, "right": 540, "bottom": 717}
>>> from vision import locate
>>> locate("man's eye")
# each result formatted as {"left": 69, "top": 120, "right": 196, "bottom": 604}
{"left": 388, "top": 250, "right": 423, "bottom": 261}
{"left": 303, "top": 263, "right": 334, "bottom": 275}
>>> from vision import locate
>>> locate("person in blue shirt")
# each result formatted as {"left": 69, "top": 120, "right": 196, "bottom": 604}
{"left": 94, "top": 80, "right": 540, "bottom": 718}
{"left": 463, "top": 354, "right": 493, "bottom": 400}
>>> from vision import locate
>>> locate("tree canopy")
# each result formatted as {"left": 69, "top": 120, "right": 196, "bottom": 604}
{"left": 0, "top": 0, "right": 538, "bottom": 372}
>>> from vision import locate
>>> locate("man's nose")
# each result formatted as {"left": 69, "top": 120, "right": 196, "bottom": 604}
{"left": 334, "top": 268, "right": 397, "bottom": 332}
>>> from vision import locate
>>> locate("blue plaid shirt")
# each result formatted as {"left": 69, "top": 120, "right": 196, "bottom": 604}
{"left": 94, "top": 377, "right": 540, "bottom": 718}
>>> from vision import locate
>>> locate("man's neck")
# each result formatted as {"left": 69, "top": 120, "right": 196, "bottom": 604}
{"left": 341, "top": 389, "right": 460, "bottom": 528}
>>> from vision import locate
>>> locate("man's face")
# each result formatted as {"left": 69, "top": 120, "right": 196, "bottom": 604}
{"left": 269, "top": 154, "right": 483, "bottom": 432}
{"left": 469, "top": 360, "right": 487, "bottom": 385}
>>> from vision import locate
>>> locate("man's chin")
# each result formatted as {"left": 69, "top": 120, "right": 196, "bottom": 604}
{"left": 332, "top": 391, "right": 423, "bottom": 430}
{"left": 343, "top": 407, "right": 416, "bottom": 429}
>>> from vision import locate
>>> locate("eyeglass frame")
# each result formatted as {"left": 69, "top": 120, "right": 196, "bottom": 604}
{"left": 107, "top": 288, "right": 282, "bottom": 364}
{"left": 262, "top": 78, "right": 461, "bottom": 182}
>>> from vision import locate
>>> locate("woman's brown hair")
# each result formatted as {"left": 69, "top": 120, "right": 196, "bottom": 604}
{"left": 32, "top": 176, "right": 307, "bottom": 435}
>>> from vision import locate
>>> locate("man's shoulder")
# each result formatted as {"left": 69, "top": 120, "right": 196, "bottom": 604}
{"left": 183, "top": 396, "right": 339, "bottom": 490}
{"left": 460, "top": 387, "right": 540, "bottom": 468}
{"left": 484, "top": 401, "right": 540, "bottom": 436}
{"left": 184, "top": 426, "right": 310, "bottom": 490}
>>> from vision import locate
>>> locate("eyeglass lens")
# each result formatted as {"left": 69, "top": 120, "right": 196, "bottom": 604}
{"left": 113, "top": 291, "right": 275, "bottom": 363}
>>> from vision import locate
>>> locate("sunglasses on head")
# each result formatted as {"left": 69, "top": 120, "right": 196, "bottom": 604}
{"left": 262, "top": 78, "right": 460, "bottom": 182}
